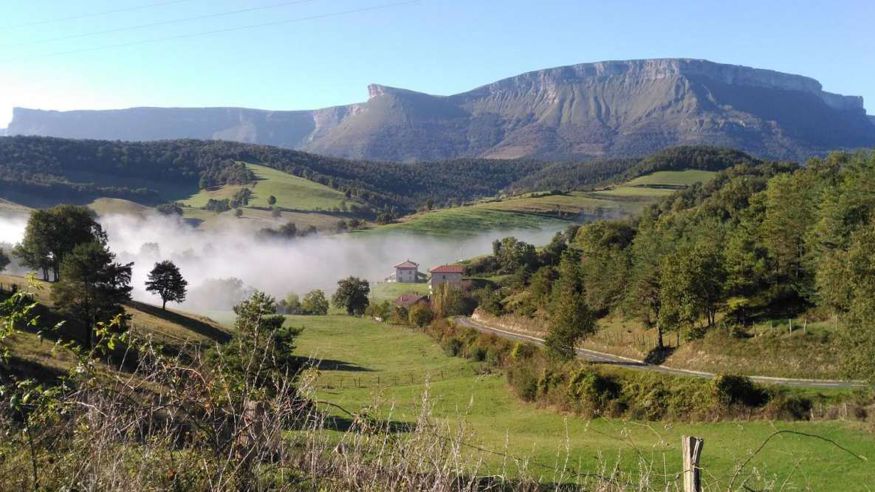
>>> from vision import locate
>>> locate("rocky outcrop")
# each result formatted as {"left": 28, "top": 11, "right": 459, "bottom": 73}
{"left": 8, "top": 59, "right": 875, "bottom": 161}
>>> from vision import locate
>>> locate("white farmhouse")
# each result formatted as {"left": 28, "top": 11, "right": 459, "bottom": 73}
{"left": 428, "top": 264, "right": 464, "bottom": 292}
{"left": 393, "top": 260, "right": 420, "bottom": 283}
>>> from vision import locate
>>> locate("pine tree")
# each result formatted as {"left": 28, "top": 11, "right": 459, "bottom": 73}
{"left": 545, "top": 251, "right": 595, "bottom": 361}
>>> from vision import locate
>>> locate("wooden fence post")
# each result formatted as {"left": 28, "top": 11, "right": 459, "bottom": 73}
{"left": 682, "top": 435, "right": 704, "bottom": 492}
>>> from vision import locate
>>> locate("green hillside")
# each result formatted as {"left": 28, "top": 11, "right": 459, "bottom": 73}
{"left": 292, "top": 315, "right": 875, "bottom": 488}
{"left": 375, "top": 169, "right": 717, "bottom": 236}
{"left": 182, "top": 163, "right": 353, "bottom": 212}
{"left": 0, "top": 274, "right": 231, "bottom": 378}
{"left": 623, "top": 169, "right": 717, "bottom": 187}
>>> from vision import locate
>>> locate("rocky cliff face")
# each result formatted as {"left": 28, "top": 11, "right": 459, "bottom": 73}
{"left": 8, "top": 59, "right": 875, "bottom": 161}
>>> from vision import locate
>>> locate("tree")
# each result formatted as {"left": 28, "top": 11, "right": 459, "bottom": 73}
{"left": 51, "top": 242, "right": 133, "bottom": 348}
{"left": 268, "top": 195, "right": 277, "bottom": 206}
{"left": 544, "top": 251, "right": 595, "bottom": 361}
{"left": 0, "top": 248, "right": 9, "bottom": 272}
{"left": 408, "top": 303, "right": 434, "bottom": 327}
{"left": 145, "top": 260, "right": 188, "bottom": 310}
{"left": 301, "top": 289, "right": 329, "bottom": 315}
{"left": 493, "top": 236, "right": 538, "bottom": 274}
{"left": 225, "top": 291, "right": 301, "bottom": 385}
{"left": 156, "top": 202, "right": 183, "bottom": 216}
{"left": 578, "top": 221, "right": 635, "bottom": 314}
{"left": 824, "top": 222, "right": 875, "bottom": 382}
{"left": 279, "top": 293, "right": 302, "bottom": 315}
{"left": 626, "top": 224, "right": 665, "bottom": 346}
{"left": 15, "top": 205, "right": 105, "bottom": 281}
{"left": 432, "top": 283, "right": 472, "bottom": 318}
{"left": 332, "top": 277, "right": 370, "bottom": 316}
{"left": 364, "top": 300, "right": 392, "bottom": 320}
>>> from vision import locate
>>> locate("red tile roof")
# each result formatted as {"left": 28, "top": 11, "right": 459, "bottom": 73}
{"left": 393, "top": 294, "right": 428, "bottom": 308}
{"left": 429, "top": 264, "right": 464, "bottom": 274}
{"left": 394, "top": 260, "right": 419, "bottom": 269}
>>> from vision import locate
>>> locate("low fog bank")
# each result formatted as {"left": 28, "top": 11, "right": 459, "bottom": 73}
{"left": 2, "top": 212, "right": 564, "bottom": 312}
{"left": 0, "top": 215, "right": 29, "bottom": 276}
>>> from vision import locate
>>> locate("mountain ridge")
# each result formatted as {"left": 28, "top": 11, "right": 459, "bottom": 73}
{"left": 8, "top": 58, "right": 875, "bottom": 161}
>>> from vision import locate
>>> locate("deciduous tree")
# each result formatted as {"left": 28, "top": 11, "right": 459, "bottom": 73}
{"left": 301, "top": 289, "right": 329, "bottom": 315}
{"left": 15, "top": 205, "right": 105, "bottom": 281}
{"left": 332, "top": 277, "right": 370, "bottom": 316}
{"left": 145, "top": 260, "right": 188, "bottom": 310}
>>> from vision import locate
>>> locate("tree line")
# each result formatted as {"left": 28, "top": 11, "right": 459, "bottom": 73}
{"left": 466, "top": 150, "right": 875, "bottom": 381}
{"left": 0, "top": 136, "right": 756, "bottom": 216}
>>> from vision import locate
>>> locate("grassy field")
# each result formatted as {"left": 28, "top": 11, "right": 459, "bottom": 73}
{"left": 374, "top": 170, "right": 717, "bottom": 236}
{"left": 181, "top": 163, "right": 352, "bottom": 212}
{"left": 87, "top": 198, "right": 152, "bottom": 217}
{"left": 290, "top": 315, "right": 875, "bottom": 489}
{"left": 624, "top": 169, "right": 717, "bottom": 187}
{"left": 581, "top": 315, "right": 845, "bottom": 379}
{"left": 180, "top": 204, "right": 344, "bottom": 232}
{"left": 370, "top": 281, "right": 430, "bottom": 303}
{"left": 0, "top": 198, "right": 32, "bottom": 218}
{"left": 0, "top": 274, "right": 230, "bottom": 374}
{"left": 177, "top": 163, "right": 352, "bottom": 231}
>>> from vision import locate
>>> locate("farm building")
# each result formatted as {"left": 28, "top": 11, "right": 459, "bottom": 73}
{"left": 393, "top": 293, "right": 429, "bottom": 309}
{"left": 428, "top": 264, "right": 464, "bottom": 292}
{"left": 392, "top": 260, "right": 420, "bottom": 283}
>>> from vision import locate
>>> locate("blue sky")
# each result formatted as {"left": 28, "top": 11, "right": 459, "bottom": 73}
{"left": 1, "top": 0, "right": 873, "bottom": 127}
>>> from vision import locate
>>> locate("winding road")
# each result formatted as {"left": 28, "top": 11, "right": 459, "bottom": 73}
{"left": 455, "top": 316, "right": 868, "bottom": 389}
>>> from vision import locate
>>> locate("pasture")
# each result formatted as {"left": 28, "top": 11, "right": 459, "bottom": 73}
{"left": 290, "top": 315, "right": 875, "bottom": 489}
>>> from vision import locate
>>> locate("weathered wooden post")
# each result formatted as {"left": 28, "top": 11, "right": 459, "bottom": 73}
{"left": 682, "top": 435, "right": 704, "bottom": 492}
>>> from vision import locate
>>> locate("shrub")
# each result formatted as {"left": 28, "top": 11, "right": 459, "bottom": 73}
{"left": 468, "top": 346, "right": 487, "bottom": 362}
{"left": 442, "top": 338, "right": 463, "bottom": 357}
{"left": 510, "top": 342, "right": 536, "bottom": 360}
{"left": 764, "top": 393, "right": 813, "bottom": 420}
{"left": 507, "top": 363, "right": 540, "bottom": 402}
{"left": 408, "top": 304, "right": 434, "bottom": 327}
{"left": 712, "top": 374, "right": 769, "bottom": 407}
{"left": 567, "top": 367, "right": 621, "bottom": 414}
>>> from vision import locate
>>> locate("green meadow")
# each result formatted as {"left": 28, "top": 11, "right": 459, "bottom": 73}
{"left": 182, "top": 163, "right": 352, "bottom": 212}
{"left": 290, "top": 315, "right": 875, "bottom": 489}
{"left": 371, "top": 169, "right": 717, "bottom": 236}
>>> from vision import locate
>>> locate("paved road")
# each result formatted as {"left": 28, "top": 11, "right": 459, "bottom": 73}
{"left": 455, "top": 316, "right": 868, "bottom": 389}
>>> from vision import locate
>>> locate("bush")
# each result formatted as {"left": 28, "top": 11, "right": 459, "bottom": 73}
{"left": 510, "top": 342, "right": 536, "bottom": 361}
{"left": 712, "top": 374, "right": 769, "bottom": 407}
{"left": 468, "top": 346, "right": 487, "bottom": 362}
{"left": 567, "top": 367, "right": 621, "bottom": 414}
{"left": 442, "top": 338, "right": 463, "bottom": 357}
{"left": 408, "top": 304, "right": 434, "bottom": 327}
{"left": 507, "top": 363, "right": 540, "bottom": 401}
{"left": 764, "top": 393, "right": 813, "bottom": 420}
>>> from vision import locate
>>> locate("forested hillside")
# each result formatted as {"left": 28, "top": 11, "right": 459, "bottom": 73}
{"left": 467, "top": 150, "right": 875, "bottom": 381}
{"left": 0, "top": 136, "right": 550, "bottom": 213}
{"left": 0, "top": 136, "right": 761, "bottom": 218}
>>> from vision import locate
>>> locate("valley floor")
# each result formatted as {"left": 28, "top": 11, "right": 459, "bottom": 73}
{"left": 289, "top": 315, "right": 875, "bottom": 489}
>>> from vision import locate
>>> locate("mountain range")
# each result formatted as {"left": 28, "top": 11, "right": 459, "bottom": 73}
{"left": 7, "top": 59, "right": 875, "bottom": 161}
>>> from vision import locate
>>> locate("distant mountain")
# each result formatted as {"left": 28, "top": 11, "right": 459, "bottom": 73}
{"left": 8, "top": 59, "right": 875, "bottom": 161}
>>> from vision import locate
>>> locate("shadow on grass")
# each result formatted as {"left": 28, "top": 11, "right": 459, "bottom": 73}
{"left": 643, "top": 345, "right": 676, "bottom": 365}
{"left": 127, "top": 301, "right": 231, "bottom": 343}
{"left": 324, "top": 415, "right": 416, "bottom": 434}
{"left": 304, "top": 358, "right": 373, "bottom": 372}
